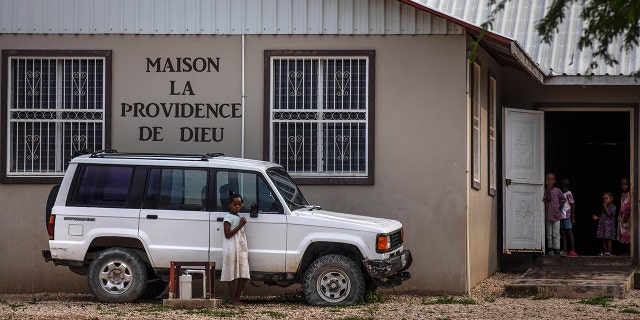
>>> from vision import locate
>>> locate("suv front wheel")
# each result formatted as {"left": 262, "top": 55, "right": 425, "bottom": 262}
{"left": 88, "top": 247, "right": 148, "bottom": 303}
{"left": 302, "top": 254, "right": 365, "bottom": 306}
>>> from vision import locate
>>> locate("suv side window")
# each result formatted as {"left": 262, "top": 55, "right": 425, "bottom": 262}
{"left": 216, "top": 170, "right": 281, "bottom": 213}
{"left": 69, "top": 165, "right": 134, "bottom": 207}
{"left": 144, "top": 167, "right": 208, "bottom": 211}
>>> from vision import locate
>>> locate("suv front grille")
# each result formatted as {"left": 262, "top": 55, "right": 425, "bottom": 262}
{"left": 390, "top": 229, "right": 403, "bottom": 248}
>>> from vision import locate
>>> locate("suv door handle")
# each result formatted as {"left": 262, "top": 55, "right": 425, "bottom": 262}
{"left": 216, "top": 217, "right": 223, "bottom": 222}
{"left": 146, "top": 215, "right": 158, "bottom": 219}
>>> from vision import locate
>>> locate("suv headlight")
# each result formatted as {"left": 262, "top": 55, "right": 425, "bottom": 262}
{"left": 376, "top": 228, "right": 403, "bottom": 253}
{"left": 377, "top": 234, "right": 391, "bottom": 252}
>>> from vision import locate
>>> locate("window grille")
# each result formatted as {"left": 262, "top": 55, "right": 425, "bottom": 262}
{"left": 7, "top": 56, "right": 106, "bottom": 177}
{"left": 269, "top": 55, "right": 369, "bottom": 180}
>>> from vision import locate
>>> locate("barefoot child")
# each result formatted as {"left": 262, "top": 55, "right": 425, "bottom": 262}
{"left": 222, "top": 191, "right": 250, "bottom": 305}
{"left": 593, "top": 192, "right": 616, "bottom": 256}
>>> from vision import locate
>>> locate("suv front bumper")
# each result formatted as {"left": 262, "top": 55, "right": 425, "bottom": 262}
{"left": 363, "top": 250, "right": 412, "bottom": 286}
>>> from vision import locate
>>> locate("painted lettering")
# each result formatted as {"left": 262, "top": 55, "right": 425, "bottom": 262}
{"left": 146, "top": 57, "right": 220, "bottom": 72}
{"left": 219, "top": 104, "right": 230, "bottom": 118}
{"left": 145, "top": 58, "right": 161, "bottom": 72}
{"left": 232, "top": 103, "right": 242, "bottom": 118}
{"left": 180, "top": 103, "right": 195, "bottom": 118}
{"left": 120, "top": 102, "right": 242, "bottom": 119}
{"left": 139, "top": 126, "right": 164, "bottom": 141}
{"left": 134, "top": 103, "right": 146, "bottom": 117}
{"left": 146, "top": 103, "right": 160, "bottom": 117}
{"left": 170, "top": 81, "right": 195, "bottom": 95}
{"left": 180, "top": 127, "right": 224, "bottom": 142}
{"left": 121, "top": 103, "right": 133, "bottom": 117}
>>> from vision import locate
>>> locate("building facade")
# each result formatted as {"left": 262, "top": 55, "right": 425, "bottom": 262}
{"left": 0, "top": 0, "right": 637, "bottom": 295}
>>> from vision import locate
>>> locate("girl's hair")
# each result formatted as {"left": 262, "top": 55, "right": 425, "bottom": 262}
{"left": 560, "top": 178, "right": 570, "bottom": 189}
{"left": 603, "top": 191, "right": 614, "bottom": 198}
{"left": 228, "top": 189, "right": 243, "bottom": 203}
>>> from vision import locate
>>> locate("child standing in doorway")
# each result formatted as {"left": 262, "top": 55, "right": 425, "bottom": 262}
{"left": 618, "top": 178, "right": 631, "bottom": 255}
{"left": 593, "top": 192, "right": 616, "bottom": 256}
{"left": 560, "top": 178, "right": 577, "bottom": 256}
{"left": 222, "top": 191, "right": 250, "bottom": 306}
{"left": 544, "top": 172, "right": 565, "bottom": 255}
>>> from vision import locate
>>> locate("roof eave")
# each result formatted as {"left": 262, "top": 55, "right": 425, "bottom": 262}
{"left": 544, "top": 75, "right": 640, "bottom": 86}
{"left": 509, "top": 42, "right": 546, "bottom": 84}
{"left": 398, "top": 0, "right": 546, "bottom": 84}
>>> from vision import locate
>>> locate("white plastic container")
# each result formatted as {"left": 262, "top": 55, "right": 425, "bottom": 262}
{"left": 179, "top": 274, "right": 192, "bottom": 299}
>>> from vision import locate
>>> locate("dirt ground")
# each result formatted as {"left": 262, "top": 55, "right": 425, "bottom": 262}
{"left": 2, "top": 272, "right": 640, "bottom": 319}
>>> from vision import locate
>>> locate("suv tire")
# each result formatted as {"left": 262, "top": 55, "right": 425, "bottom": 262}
{"left": 88, "top": 247, "right": 148, "bottom": 303}
{"left": 302, "top": 254, "right": 365, "bottom": 306}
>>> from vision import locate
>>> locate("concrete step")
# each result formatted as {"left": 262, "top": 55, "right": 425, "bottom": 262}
{"left": 536, "top": 255, "right": 634, "bottom": 268}
{"left": 505, "top": 266, "right": 636, "bottom": 298}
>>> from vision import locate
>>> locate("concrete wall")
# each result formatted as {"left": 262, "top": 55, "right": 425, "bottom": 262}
{"left": 0, "top": 33, "right": 469, "bottom": 294}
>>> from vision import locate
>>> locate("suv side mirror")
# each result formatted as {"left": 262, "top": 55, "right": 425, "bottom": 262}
{"left": 249, "top": 203, "right": 259, "bottom": 218}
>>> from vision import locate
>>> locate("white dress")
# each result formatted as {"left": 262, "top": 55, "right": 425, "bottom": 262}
{"left": 221, "top": 213, "right": 250, "bottom": 281}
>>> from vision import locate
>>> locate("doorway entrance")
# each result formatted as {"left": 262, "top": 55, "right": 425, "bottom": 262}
{"left": 544, "top": 110, "right": 632, "bottom": 256}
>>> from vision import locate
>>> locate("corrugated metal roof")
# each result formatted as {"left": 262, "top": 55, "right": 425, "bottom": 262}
{"left": 5, "top": 0, "right": 633, "bottom": 77}
{"left": 0, "top": 0, "right": 464, "bottom": 35}
{"left": 412, "top": 0, "right": 640, "bottom": 76}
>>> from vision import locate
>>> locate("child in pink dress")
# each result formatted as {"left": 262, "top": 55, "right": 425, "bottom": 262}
{"left": 617, "top": 178, "right": 631, "bottom": 255}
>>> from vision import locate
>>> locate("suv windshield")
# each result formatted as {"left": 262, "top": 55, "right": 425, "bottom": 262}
{"left": 267, "top": 167, "right": 308, "bottom": 209}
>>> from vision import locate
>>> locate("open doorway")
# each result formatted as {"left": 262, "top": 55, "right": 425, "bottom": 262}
{"left": 544, "top": 110, "right": 632, "bottom": 256}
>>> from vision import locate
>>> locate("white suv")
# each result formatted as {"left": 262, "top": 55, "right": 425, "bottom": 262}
{"left": 43, "top": 151, "right": 412, "bottom": 305}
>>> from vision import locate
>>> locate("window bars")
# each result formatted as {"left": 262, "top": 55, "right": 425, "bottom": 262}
{"left": 270, "top": 57, "right": 368, "bottom": 177}
{"left": 8, "top": 57, "right": 105, "bottom": 176}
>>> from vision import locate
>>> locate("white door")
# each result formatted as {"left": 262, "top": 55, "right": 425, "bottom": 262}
{"left": 139, "top": 167, "right": 211, "bottom": 267}
{"left": 503, "top": 108, "right": 545, "bottom": 253}
{"left": 210, "top": 170, "right": 287, "bottom": 273}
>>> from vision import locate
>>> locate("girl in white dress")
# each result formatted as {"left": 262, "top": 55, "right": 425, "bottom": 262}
{"left": 221, "top": 191, "right": 250, "bottom": 306}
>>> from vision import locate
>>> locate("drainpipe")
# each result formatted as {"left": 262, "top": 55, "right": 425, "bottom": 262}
{"left": 465, "top": 58, "right": 472, "bottom": 295}
{"left": 241, "top": 33, "right": 245, "bottom": 158}
{"left": 240, "top": 0, "right": 246, "bottom": 158}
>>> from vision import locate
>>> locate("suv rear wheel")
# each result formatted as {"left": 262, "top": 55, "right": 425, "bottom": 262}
{"left": 88, "top": 247, "right": 148, "bottom": 303}
{"left": 302, "top": 254, "right": 365, "bottom": 306}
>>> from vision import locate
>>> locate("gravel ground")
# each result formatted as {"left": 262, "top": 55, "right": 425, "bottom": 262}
{"left": 2, "top": 272, "right": 640, "bottom": 319}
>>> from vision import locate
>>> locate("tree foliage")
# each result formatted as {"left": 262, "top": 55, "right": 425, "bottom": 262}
{"left": 483, "top": 0, "right": 640, "bottom": 70}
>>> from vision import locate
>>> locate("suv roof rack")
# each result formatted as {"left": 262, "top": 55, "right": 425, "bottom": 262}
{"left": 89, "top": 150, "right": 225, "bottom": 161}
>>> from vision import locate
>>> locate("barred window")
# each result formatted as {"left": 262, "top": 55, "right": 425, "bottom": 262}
{"left": 2, "top": 50, "right": 110, "bottom": 183}
{"left": 265, "top": 51, "right": 374, "bottom": 185}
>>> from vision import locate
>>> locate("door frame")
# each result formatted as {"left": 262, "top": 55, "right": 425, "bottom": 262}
{"left": 537, "top": 105, "right": 636, "bottom": 258}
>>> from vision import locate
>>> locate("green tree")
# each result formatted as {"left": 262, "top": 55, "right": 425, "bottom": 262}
{"left": 482, "top": 0, "right": 640, "bottom": 71}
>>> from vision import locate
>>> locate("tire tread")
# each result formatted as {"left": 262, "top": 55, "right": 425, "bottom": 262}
{"left": 302, "top": 254, "right": 365, "bottom": 306}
